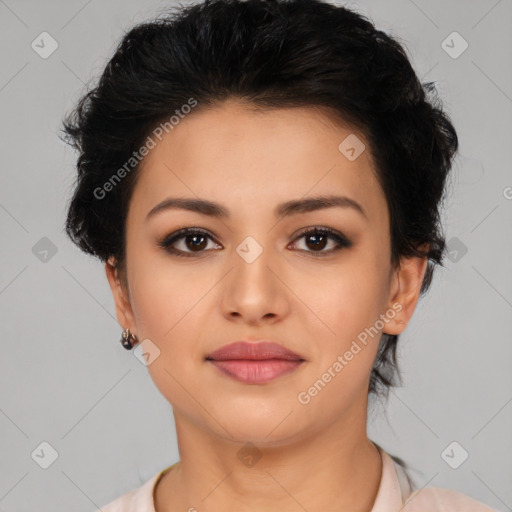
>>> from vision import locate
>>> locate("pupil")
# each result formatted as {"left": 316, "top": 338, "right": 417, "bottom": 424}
{"left": 307, "top": 233, "right": 326, "bottom": 250}
{"left": 187, "top": 235, "right": 207, "bottom": 251}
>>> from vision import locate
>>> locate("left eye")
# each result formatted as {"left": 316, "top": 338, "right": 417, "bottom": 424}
{"left": 289, "top": 227, "right": 352, "bottom": 256}
{"left": 158, "top": 227, "right": 352, "bottom": 258}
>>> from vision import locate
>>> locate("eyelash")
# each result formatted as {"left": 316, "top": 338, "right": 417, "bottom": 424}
{"left": 158, "top": 226, "right": 352, "bottom": 258}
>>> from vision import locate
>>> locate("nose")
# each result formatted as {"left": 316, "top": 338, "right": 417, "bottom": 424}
{"left": 220, "top": 243, "right": 291, "bottom": 326}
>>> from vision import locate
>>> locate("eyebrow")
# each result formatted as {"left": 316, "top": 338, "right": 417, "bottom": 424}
{"left": 145, "top": 194, "right": 367, "bottom": 222}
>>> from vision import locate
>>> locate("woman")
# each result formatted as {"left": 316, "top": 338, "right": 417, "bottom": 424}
{"left": 62, "top": 0, "right": 497, "bottom": 510}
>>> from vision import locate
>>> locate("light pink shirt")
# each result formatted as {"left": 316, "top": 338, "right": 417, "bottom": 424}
{"left": 96, "top": 446, "right": 498, "bottom": 511}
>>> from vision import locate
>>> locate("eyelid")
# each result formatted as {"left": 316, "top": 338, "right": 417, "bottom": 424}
{"left": 291, "top": 225, "right": 348, "bottom": 241}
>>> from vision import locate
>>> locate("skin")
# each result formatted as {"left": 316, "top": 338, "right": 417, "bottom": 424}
{"left": 105, "top": 99, "right": 428, "bottom": 512}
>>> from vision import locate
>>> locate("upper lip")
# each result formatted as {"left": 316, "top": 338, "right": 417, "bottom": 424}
{"left": 206, "top": 341, "right": 305, "bottom": 361}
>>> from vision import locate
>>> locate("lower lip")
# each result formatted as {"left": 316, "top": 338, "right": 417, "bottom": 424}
{"left": 208, "top": 359, "right": 304, "bottom": 384}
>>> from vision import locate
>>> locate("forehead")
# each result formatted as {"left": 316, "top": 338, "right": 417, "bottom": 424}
{"left": 129, "top": 100, "right": 386, "bottom": 225}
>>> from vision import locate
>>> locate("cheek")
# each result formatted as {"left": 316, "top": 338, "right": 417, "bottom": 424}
{"left": 296, "top": 279, "right": 385, "bottom": 413}
{"left": 299, "top": 260, "right": 385, "bottom": 338}
{"left": 296, "top": 257, "right": 389, "bottom": 388}
{"left": 128, "top": 262, "right": 211, "bottom": 412}
{"left": 128, "top": 251, "right": 207, "bottom": 337}
{"left": 127, "top": 256, "right": 218, "bottom": 384}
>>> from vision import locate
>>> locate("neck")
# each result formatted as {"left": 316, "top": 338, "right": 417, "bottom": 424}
{"left": 155, "top": 407, "right": 383, "bottom": 512}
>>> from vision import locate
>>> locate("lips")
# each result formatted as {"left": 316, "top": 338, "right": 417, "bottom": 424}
{"left": 206, "top": 341, "right": 305, "bottom": 362}
{"left": 206, "top": 341, "right": 305, "bottom": 384}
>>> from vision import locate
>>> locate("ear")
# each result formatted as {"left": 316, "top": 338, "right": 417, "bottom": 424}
{"left": 384, "top": 246, "right": 429, "bottom": 336}
{"left": 105, "top": 256, "right": 137, "bottom": 336}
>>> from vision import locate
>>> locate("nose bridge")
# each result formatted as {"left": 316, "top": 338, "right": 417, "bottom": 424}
{"left": 222, "top": 232, "right": 289, "bottom": 322}
{"left": 233, "top": 234, "right": 276, "bottom": 293}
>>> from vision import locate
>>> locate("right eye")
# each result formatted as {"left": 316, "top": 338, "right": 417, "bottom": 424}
{"left": 158, "top": 227, "right": 222, "bottom": 258}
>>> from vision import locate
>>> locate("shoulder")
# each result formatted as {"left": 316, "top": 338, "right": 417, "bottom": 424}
{"left": 376, "top": 447, "right": 498, "bottom": 512}
{"left": 96, "top": 488, "right": 139, "bottom": 512}
{"left": 91, "top": 470, "right": 162, "bottom": 512}
{"left": 402, "top": 486, "right": 499, "bottom": 511}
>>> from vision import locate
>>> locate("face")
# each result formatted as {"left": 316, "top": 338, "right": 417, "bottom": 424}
{"left": 106, "top": 99, "right": 427, "bottom": 446}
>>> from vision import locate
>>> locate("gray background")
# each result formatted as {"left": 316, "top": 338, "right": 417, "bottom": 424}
{"left": 0, "top": 0, "right": 511, "bottom": 511}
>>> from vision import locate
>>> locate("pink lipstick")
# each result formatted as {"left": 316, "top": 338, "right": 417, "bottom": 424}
{"left": 206, "top": 341, "right": 305, "bottom": 384}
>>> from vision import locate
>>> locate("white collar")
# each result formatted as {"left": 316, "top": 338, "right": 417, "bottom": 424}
{"left": 370, "top": 444, "right": 413, "bottom": 511}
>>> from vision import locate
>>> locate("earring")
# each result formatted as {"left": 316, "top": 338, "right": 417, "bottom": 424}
{"left": 120, "top": 328, "right": 137, "bottom": 350}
